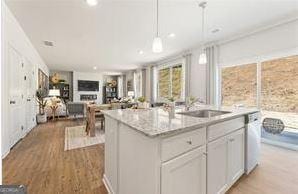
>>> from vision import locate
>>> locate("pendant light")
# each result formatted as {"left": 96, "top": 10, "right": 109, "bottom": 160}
{"left": 199, "top": 2, "right": 207, "bottom": 64}
{"left": 152, "top": 0, "right": 163, "bottom": 53}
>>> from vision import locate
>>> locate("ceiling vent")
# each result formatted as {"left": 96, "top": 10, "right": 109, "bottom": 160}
{"left": 44, "top": 40, "right": 54, "bottom": 47}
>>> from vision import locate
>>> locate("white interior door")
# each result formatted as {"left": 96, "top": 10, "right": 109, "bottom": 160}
{"left": 24, "top": 58, "right": 36, "bottom": 132}
{"left": 8, "top": 45, "right": 26, "bottom": 146}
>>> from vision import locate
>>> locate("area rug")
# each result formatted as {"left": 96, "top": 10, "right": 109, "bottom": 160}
{"left": 64, "top": 124, "right": 105, "bottom": 151}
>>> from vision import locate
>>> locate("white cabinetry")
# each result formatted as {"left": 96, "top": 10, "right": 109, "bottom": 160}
{"left": 227, "top": 128, "right": 245, "bottom": 185}
{"left": 207, "top": 136, "right": 229, "bottom": 194}
{"left": 104, "top": 116, "right": 246, "bottom": 194}
{"left": 207, "top": 128, "right": 245, "bottom": 194}
{"left": 161, "top": 146, "right": 206, "bottom": 194}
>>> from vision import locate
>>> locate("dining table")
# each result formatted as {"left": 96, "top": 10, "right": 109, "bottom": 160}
{"left": 85, "top": 104, "right": 112, "bottom": 137}
{"left": 85, "top": 102, "right": 139, "bottom": 137}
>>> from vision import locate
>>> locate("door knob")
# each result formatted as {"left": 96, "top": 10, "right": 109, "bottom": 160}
{"left": 186, "top": 140, "right": 192, "bottom": 145}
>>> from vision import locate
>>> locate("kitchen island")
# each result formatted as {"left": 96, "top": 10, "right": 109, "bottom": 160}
{"left": 102, "top": 105, "right": 259, "bottom": 194}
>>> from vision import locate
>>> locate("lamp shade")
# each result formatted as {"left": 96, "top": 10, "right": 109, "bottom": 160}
{"left": 49, "top": 89, "right": 60, "bottom": 97}
{"left": 152, "top": 37, "right": 163, "bottom": 53}
{"left": 127, "top": 91, "right": 135, "bottom": 97}
{"left": 199, "top": 52, "right": 207, "bottom": 64}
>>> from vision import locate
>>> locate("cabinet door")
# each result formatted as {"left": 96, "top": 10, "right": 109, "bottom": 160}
{"left": 207, "top": 136, "right": 229, "bottom": 194}
{"left": 228, "top": 128, "right": 245, "bottom": 185}
{"left": 162, "top": 146, "right": 206, "bottom": 194}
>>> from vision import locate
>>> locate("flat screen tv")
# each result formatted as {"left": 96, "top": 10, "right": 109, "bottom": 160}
{"left": 78, "top": 80, "right": 99, "bottom": 91}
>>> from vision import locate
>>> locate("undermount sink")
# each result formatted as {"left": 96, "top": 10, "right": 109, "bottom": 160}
{"left": 178, "top": 109, "right": 231, "bottom": 118}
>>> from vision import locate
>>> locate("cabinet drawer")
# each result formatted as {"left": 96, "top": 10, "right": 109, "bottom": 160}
{"left": 208, "top": 117, "right": 245, "bottom": 142}
{"left": 161, "top": 128, "right": 206, "bottom": 162}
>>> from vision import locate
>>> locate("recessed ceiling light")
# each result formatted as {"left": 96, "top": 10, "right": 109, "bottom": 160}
{"left": 211, "top": 29, "right": 220, "bottom": 33}
{"left": 167, "top": 33, "right": 176, "bottom": 38}
{"left": 138, "top": 50, "right": 144, "bottom": 55}
{"left": 85, "top": 0, "right": 98, "bottom": 6}
{"left": 43, "top": 40, "right": 54, "bottom": 47}
{"left": 93, "top": 66, "right": 97, "bottom": 70}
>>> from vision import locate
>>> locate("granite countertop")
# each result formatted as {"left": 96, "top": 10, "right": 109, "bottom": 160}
{"left": 102, "top": 105, "right": 259, "bottom": 138}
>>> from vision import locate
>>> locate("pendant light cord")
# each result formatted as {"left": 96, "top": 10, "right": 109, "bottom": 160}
{"left": 202, "top": 5, "right": 204, "bottom": 44}
{"left": 156, "top": 0, "right": 159, "bottom": 37}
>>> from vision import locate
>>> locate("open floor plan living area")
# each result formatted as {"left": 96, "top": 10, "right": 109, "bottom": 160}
{"left": 1, "top": 0, "right": 298, "bottom": 194}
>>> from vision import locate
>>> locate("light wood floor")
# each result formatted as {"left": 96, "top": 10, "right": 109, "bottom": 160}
{"left": 3, "top": 119, "right": 108, "bottom": 194}
{"left": 3, "top": 120, "right": 298, "bottom": 194}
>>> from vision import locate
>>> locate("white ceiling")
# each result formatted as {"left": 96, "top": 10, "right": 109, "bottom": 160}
{"left": 6, "top": 0, "right": 298, "bottom": 72}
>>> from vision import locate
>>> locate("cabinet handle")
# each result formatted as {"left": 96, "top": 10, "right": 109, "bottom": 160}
{"left": 229, "top": 138, "right": 235, "bottom": 142}
{"left": 186, "top": 140, "right": 192, "bottom": 145}
{"left": 10, "top": 100, "right": 16, "bottom": 104}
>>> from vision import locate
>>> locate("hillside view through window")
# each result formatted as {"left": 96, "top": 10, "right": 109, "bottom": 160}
{"left": 221, "top": 55, "right": 298, "bottom": 135}
{"left": 221, "top": 63, "right": 257, "bottom": 107}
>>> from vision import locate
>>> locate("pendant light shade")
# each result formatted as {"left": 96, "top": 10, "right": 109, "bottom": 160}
{"left": 199, "top": 52, "right": 207, "bottom": 64}
{"left": 86, "top": 0, "right": 98, "bottom": 6}
{"left": 199, "top": 2, "right": 207, "bottom": 64}
{"left": 152, "top": 0, "right": 163, "bottom": 53}
{"left": 152, "top": 37, "right": 163, "bottom": 53}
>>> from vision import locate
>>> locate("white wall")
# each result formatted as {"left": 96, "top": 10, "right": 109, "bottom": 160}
{"left": 73, "top": 71, "right": 104, "bottom": 104}
{"left": 147, "top": 19, "right": 298, "bottom": 104}
{"left": 219, "top": 19, "right": 298, "bottom": 66}
{"left": 2, "top": 2, "right": 49, "bottom": 158}
{"left": 0, "top": 0, "right": 2, "bottom": 184}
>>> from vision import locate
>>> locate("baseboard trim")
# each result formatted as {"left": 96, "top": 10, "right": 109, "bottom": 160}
{"left": 2, "top": 124, "right": 37, "bottom": 159}
{"left": 2, "top": 149, "right": 10, "bottom": 159}
{"left": 103, "top": 174, "right": 115, "bottom": 194}
{"left": 261, "top": 138, "right": 298, "bottom": 151}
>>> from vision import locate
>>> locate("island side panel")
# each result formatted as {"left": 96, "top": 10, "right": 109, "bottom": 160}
{"left": 118, "top": 123, "right": 161, "bottom": 194}
{"left": 104, "top": 116, "right": 119, "bottom": 194}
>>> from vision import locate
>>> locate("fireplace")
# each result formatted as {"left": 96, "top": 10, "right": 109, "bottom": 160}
{"left": 80, "top": 94, "right": 97, "bottom": 101}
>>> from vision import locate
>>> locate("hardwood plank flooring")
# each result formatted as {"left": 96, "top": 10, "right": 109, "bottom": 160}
{"left": 3, "top": 119, "right": 108, "bottom": 194}
{"left": 227, "top": 143, "right": 298, "bottom": 194}
{"left": 3, "top": 120, "right": 298, "bottom": 194}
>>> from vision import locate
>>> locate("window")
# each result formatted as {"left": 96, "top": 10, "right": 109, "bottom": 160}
{"left": 221, "top": 63, "right": 257, "bottom": 107}
{"left": 261, "top": 55, "right": 298, "bottom": 113}
{"left": 158, "top": 68, "right": 170, "bottom": 99}
{"left": 172, "top": 66, "right": 182, "bottom": 99}
{"left": 261, "top": 55, "right": 298, "bottom": 133}
{"left": 157, "top": 64, "right": 184, "bottom": 100}
{"left": 220, "top": 55, "right": 298, "bottom": 149}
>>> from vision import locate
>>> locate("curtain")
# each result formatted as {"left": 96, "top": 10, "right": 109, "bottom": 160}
{"left": 151, "top": 66, "right": 157, "bottom": 102}
{"left": 142, "top": 69, "right": 146, "bottom": 97}
{"left": 133, "top": 70, "right": 143, "bottom": 98}
{"left": 183, "top": 53, "right": 192, "bottom": 98}
{"left": 117, "top": 76, "right": 124, "bottom": 98}
{"left": 206, "top": 45, "right": 219, "bottom": 105}
{"left": 122, "top": 75, "right": 127, "bottom": 97}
